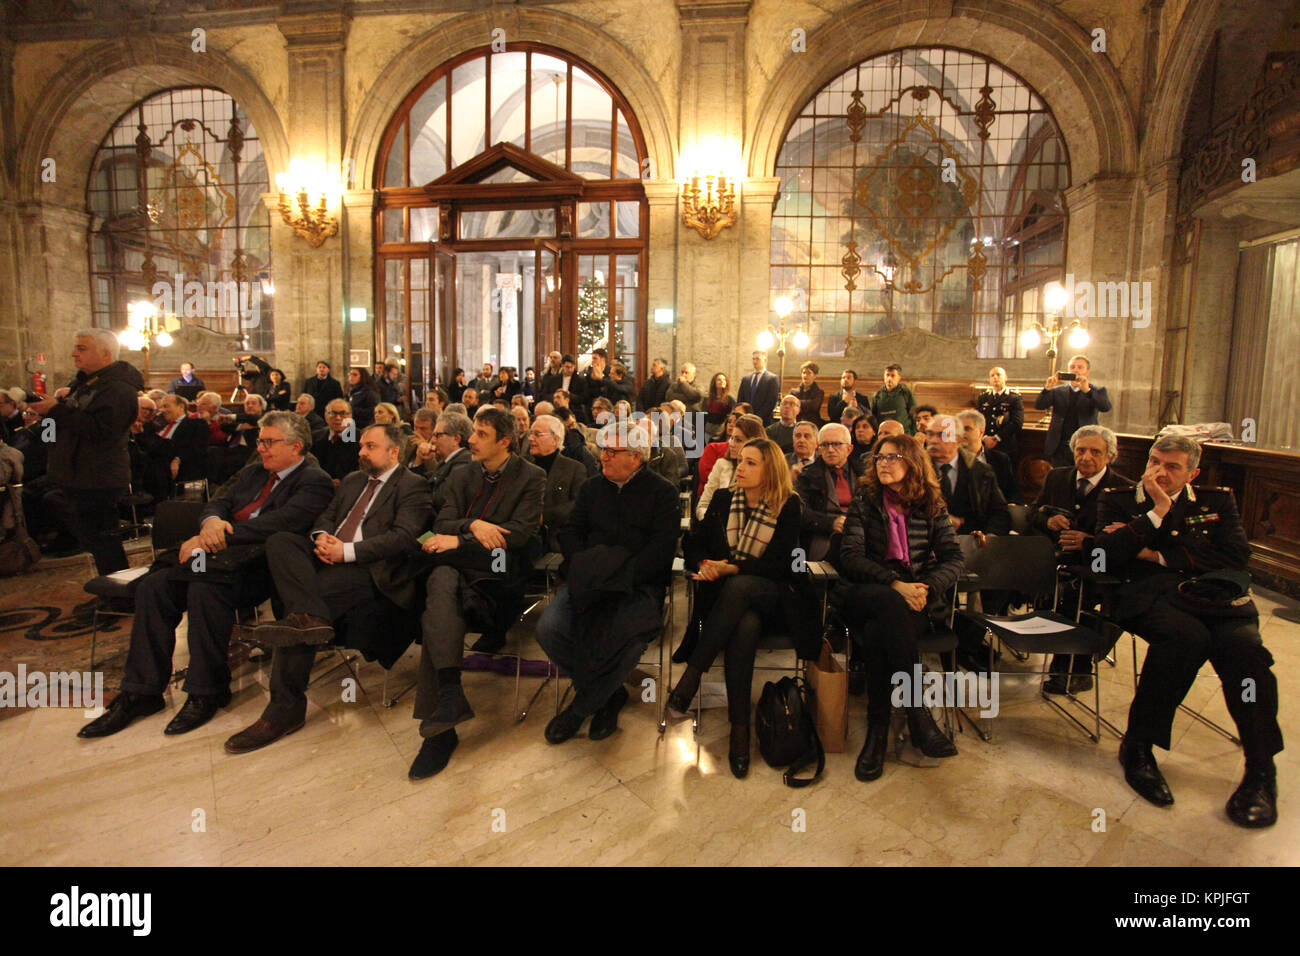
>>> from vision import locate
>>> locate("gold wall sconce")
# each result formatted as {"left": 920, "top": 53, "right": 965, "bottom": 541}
{"left": 681, "top": 172, "right": 737, "bottom": 239}
{"left": 274, "top": 160, "right": 339, "bottom": 247}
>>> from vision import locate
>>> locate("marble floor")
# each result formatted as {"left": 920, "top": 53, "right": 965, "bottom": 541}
{"left": 0, "top": 575, "right": 1296, "bottom": 867}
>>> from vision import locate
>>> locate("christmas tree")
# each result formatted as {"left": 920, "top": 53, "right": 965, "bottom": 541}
{"left": 577, "top": 275, "right": 608, "bottom": 356}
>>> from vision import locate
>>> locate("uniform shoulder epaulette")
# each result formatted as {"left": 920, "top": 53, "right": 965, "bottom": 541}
{"left": 1194, "top": 485, "right": 1232, "bottom": 493}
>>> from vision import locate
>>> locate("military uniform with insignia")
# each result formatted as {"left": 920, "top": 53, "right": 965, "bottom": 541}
{"left": 1094, "top": 481, "right": 1282, "bottom": 825}
{"left": 975, "top": 388, "right": 1024, "bottom": 462}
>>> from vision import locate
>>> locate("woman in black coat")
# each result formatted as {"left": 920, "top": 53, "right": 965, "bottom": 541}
{"left": 266, "top": 368, "right": 292, "bottom": 410}
{"left": 347, "top": 367, "right": 379, "bottom": 429}
{"left": 666, "top": 437, "right": 808, "bottom": 778}
{"left": 703, "top": 373, "right": 735, "bottom": 442}
{"left": 835, "top": 434, "right": 965, "bottom": 782}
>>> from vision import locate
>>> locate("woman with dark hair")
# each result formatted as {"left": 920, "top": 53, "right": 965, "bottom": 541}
{"left": 347, "top": 367, "right": 379, "bottom": 429}
{"left": 266, "top": 368, "right": 292, "bottom": 410}
{"left": 836, "top": 435, "right": 965, "bottom": 782}
{"left": 704, "top": 372, "right": 735, "bottom": 442}
{"left": 448, "top": 368, "right": 467, "bottom": 404}
{"left": 423, "top": 386, "right": 450, "bottom": 416}
{"left": 667, "top": 437, "right": 808, "bottom": 778}
{"left": 850, "top": 413, "right": 878, "bottom": 467}
{"left": 790, "top": 361, "right": 824, "bottom": 425}
{"left": 492, "top": 367, "right": 521, "bottom": 403}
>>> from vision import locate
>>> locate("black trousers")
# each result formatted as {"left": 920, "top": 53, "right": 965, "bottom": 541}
{"left": 260, "top": 532, "right": 381, "bottom": 724}
{"left": 43, "top": 484, "right": 127, "bottom": 574}
{"left": 839, "top": 582, "right": 932, "bottom": 723}
{"left": 1125, "top": 597, "right": 1283, "bottom": 763}
{"left": 412, "top": 549, "right": 499, "bottom": 720}
{"left": 689, "top": 575, "right": 785, "bottom": 725}
{"left": 121, "top": 566, "right": 271, "bottom": 697}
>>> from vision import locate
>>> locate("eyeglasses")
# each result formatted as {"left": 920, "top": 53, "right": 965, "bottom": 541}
{"left": 818, "top": 441, "right": 849, "bottom": 450}
{"left": 326, "top": 410, "right": 348, "bottom": 417}
{"left": 599, "top": 447, "right": 632, "bottom": 457}
{"left": 873, "top": 453, "right": 905, "bottom": 466}
{"left": 256, "top": 438, "right": 288, "bottom": 449}
{"left": 432, "top": 430, "right": 447, "bottom": 438}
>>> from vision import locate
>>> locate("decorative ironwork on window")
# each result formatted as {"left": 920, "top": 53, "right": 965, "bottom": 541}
{"left": 771, "top": 48, "right": 1069, "bottom": 358}
{"left": 87, "top": 87, "right": 273, "bottom": 352}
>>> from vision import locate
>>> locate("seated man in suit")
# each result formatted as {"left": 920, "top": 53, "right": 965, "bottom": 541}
{"left": 1095, "top": 435, "right": 1281, "bottom": 828}
{"left": 311, "top": 398, "right": 360, "bottom": 484}
{"left": 795, "top": 423, "right": 861, "bottom": 563}
{"left": 223, "top": 423, "right": 432, "bottom": 753}
{"left": 426, "top": 410, "right": 474, "bottom": 511}
{"left": 956, "top": 408, "right": 1017, "bottom": 502}
{"left": 409, "top": 407, "right": 546, "bottom": 779}
{"left": 401, "top": 407, "right": 438, "bottom": 477}
{"left": 134, "top": 392, "right": 209, "bottom": 499}
{"left": 766, "top": 395, "right": 801, "bottom": 454}
{"left": 295, "top": 393, "right": 328, "bottom": 442}
{"left": 536, "top": 422, "right": 680, "bottom": 744}
{"left": 522, "top": 413, "right": 587, "bottom": 553}
{"left": 827, "top": 369, "right": 870, "bottom": 425}
{"left": 786, "top": 420, "right": 819, "bottom": 479}
{"left": 1035, "top": 354, "right": 1112, "bottom": 466}
{"left": 1029, "top": 424, "right": 1134, "bottom": 693}
{"left": 926, "top": 414, "right": 1012, "bottom": 670}
{"left": 78, "top": 412, "right": 334, "bottom": 739}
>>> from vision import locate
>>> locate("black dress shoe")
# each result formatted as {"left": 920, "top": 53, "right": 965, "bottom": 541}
{"left": 77, "top": 691, "right": 165, "bottom": 739}
{"left": 1225, "top": 765, "right": 1277, "bottom": 828}
{"left": 665, "top": 686, "right": 695, "bottom": 720}
{"left": 907, "top": 708, "right": 958, "bottom": 758}
{"left": 847, "top": 659, "right": 867, "bottom": 696}
{"left": 855, "top": 722, "right": 890, "bottom": 781}
{"left": 1042, "top": 674, "right": 1070, "bottom": 695}
{"left": 545, "top": 707, "right": 585, "bottom": 744}
{"left": 1118, "top": 738, "right": 1174, "bottom": 807}
{"left": 1068, "top": 674, "right": 1094, "bottom": 693}
{"left": 588, "top": 686, "right": 629, "bottom": 741}
{"left": 728, "top": 723, "right": 750, "bottom": 779}
{"left": 409, "top": 730, "right": 459, "bottom": 780}
{"left": 224, "top": 717, "right": 305, "bottom": 754}
{"left": 419, "top": 685, "right": 474, "bottom": 738}
{"left": 164, "top": 691, "right": 232, "bottom": 735}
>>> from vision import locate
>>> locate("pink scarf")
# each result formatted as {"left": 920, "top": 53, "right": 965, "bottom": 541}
{"left": 882, "top": 487, "right": 910, "bottom": 567}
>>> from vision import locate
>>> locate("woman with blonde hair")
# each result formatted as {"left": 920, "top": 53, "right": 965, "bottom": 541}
{"left": 695, "top": 413, "right": 766, "bottom": 521}
{"left": 666, "top": 437, "right": 806, "bottom": 778}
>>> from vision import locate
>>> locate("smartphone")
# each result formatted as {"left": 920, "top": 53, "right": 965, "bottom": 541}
{"left": 1057, "top": 372, "right": 1077, "bottom": 381}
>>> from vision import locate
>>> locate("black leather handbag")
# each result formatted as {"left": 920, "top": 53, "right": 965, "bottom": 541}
{"left": 756, "top": 676, "right": 824, "bottom": 788}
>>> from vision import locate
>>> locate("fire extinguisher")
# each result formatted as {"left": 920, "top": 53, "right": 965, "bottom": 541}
{"left": 31, "top": 370, "right": 47, "bottom": 396}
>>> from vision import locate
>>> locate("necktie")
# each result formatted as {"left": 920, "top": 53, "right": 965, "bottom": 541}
{"left": 751, "top": 372, "right": 760, "bottom": 394}
{"left": 940, "top": 463, "right": 953, "bottom": 496}
{"left": 833, "top": 467, "right": 851, "bottom": 511}
{"left": 1076, "top": 477, "right": 1090, "bottom": 503}
{"left": 337, "top": 477, "right": 382, "bottom": 541}
{"left": 233, "top": 473, "right": 279, "bottom": 523}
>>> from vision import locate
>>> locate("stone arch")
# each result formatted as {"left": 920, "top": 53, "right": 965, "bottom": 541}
{"left": 748, "top": 0, "right": 1137, "bottom": 185}
{"left": 347, "top": 8, "right": 676, "bottom": 189}
{"left": 1140, "top": 0, "right": 1224, "bottom": 170}
{"left": 16, "top": 33, "right": 288, "bottom": 208}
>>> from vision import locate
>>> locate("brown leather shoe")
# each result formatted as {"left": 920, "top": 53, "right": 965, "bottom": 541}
{"left": 243, "top": 613, "right": 335, "bottom": 648}
{"left": 224, "top": 717, "right": 305, "bottom": 754}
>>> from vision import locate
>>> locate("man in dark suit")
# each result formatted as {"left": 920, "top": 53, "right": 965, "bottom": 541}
{"left": 736, "top": 349, "right": 780, "bottom": 423}
{"left": 956, "top": 408, "right": 1017, "bottom": 502}
{"left": 1095, "top": 435, "right": 1281, "bottom": 828}
{"left": 134, "top": 393, "right": 209, "bottom": 499}
{"left": 637, "top": 358, "right": 671, "bottom": 412}
{"left": 794, "top": 423, "right": 861, "bottom": 562}
{"left": 975, "top": 366, "right": 1024, "bottom": 463}
{"left": 826, "top": 369, "right": 870, "bottom": 425}
{"left": 294, "top": 393, "right": 328, "bottom": 442}
{"left": 786, "top": 421, "right": 819, "bottom": 479}
{"left": 303, "top": 360, "right": 344, "bottom": 408}
{"left": 224, "top": 423, "right": 432, "bottom": 753}
{"left": 536, "top": 421, "right": 680, "bottom": 744}
{"left": 426, "top": 410, "right": 473, "bottom": 510}
{"left": 1034, "top": 355, "right": 1111, "bottom": 465}
{"left": 408, "top": 407, "right": 545, "bottom": 779}
{"left": 522, "top": 414, "right": 588, "bottom": 552}
{"left": 1029, "top": 424, "right": 1134, "bottom": 692}
{"left": 78, "top": 411, "right": 334, "bottom": 740}
{"left": 168, "top": 361, "right": 206, "bottom": 398}
{"left": 311, "top": 398, "right": 360, "bottom": 483}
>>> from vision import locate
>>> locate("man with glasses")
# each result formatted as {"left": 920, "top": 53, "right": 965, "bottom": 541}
{"left": 224, "top": 423, "right": 432, "bottom": 753}
{"left": 522, "top": 413, "right": 588, "bottom": 551}
{"left": 794, "top": 422, "right": 862, "bottom": 563}
{"left": 311, "top": 398, "right": 360, "bottom": 484}
{"left": 79, "top": 412, "right": 334, "bottom": 740}
{"left": 535, "top": 422, "right": 680, "bottom": 745}
{"left": 786, "top": 420, "right": 819, "bottom": 478}
{"left": 408, "top": 407, "right": 545, "bottom": 779}
{"left": 424, "top": 410, "right": 473, "bottom": 511}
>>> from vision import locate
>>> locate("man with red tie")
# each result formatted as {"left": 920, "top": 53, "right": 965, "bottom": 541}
{"left": 79, "top": 412, "right": 334, "bottom": 740}
{"left": 794, "top": 423, "right": 862, "bottom": 563}
{"left": 221, "top": 422, "right": 432, "bottom": 752}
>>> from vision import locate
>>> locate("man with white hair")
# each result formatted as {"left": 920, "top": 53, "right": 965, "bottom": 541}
{"left": 794, "top": 422, "right": 861, "bottom": 562}
{"left": 294, "top": 392, "right": 327, "bottom": 439}
{"left": 522, "top": 413, "right": 588, "bottom": 552}
{"left": 27, "top": 328, "right": 143, "bottom": 574}
{"left": 956, "top": 408, "right": 1016, "bottom": 501}
{"left": 0, "top": 387, "right": 27, "bottom": 442}
{"left": 535, "top": 420, "right": 679, "bottom": 744}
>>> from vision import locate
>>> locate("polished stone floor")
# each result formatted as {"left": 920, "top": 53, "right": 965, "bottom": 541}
{"left": 0, "top": 570, "right": 1295, "bottom": 866}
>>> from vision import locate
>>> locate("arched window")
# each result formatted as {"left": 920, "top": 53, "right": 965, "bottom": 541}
{"left": 375, "top": 44, "right": 648, "bottom": 397}
{"left": 87, "top": 87, "right": 273, "bottom": 351}
{"left": 770, "top": 47, "right": 1069, "bottom": 358}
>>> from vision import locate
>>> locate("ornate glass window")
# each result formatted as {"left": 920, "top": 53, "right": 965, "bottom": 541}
{"left": 771, "top": 48, "right": 1069, "bottom": 358}
{"left": 87, "top": 87, "right": 273, "bottom": 351}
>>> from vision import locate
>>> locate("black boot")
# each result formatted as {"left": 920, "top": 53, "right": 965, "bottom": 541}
{"left": 855, "top": 721, "right": 889, "bottom": 781}
{"left": 907, "top": 707, "right": 957, "bottom": 758}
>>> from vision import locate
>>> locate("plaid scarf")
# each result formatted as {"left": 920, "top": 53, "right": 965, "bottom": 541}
{"left": 726, "top": 490, "right": 780, "bottom": 562}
